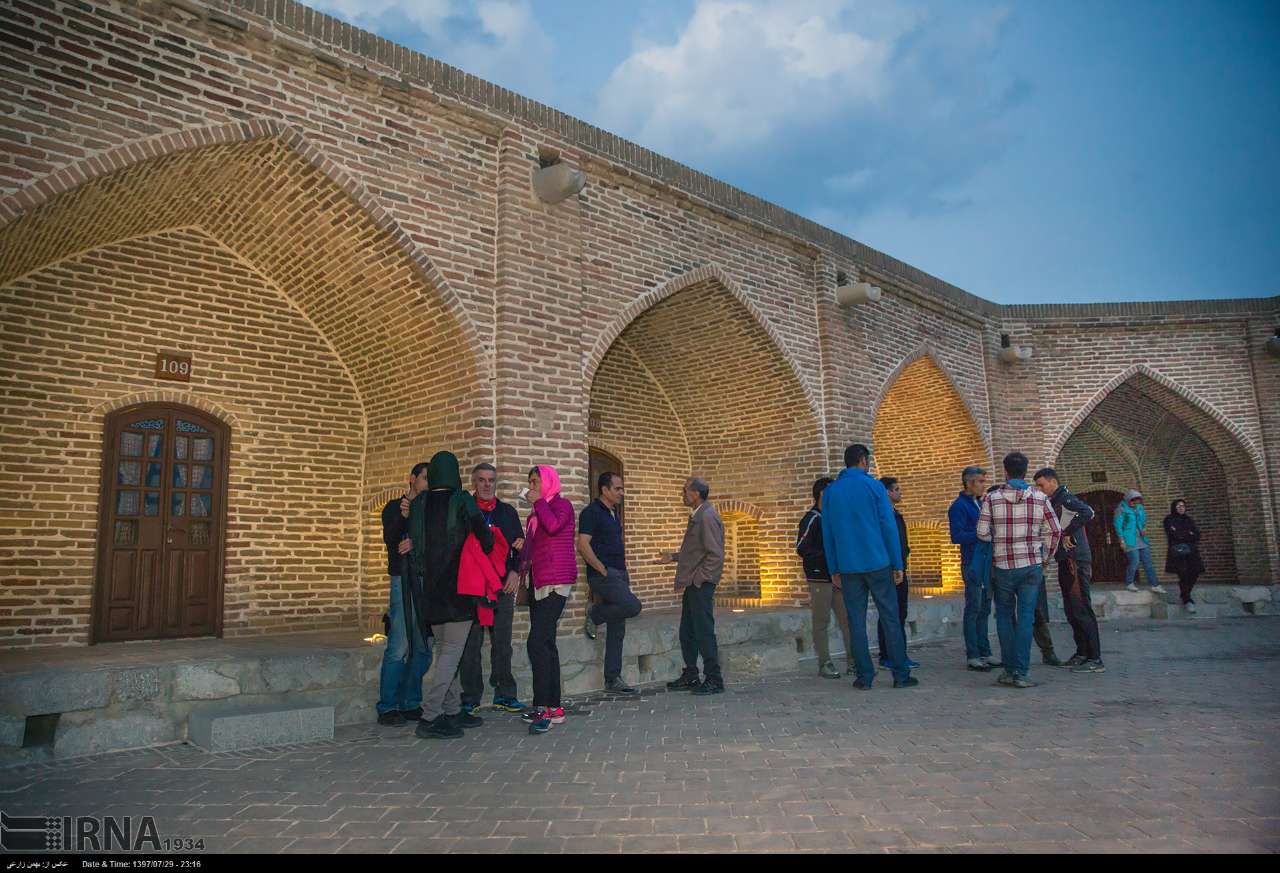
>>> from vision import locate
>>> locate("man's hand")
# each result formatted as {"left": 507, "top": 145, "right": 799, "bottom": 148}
{"left": 831, "top": 573, "right": 842, "bottom": 591}
{"left": 893, "top": 570, "right": 904, "bottom": 587}
{"left": 512, "top": 537, "right": 525, "bottom": 551}
{"left": 399, "top": 493, "right": 411, "bottom": 518}
{"left": 502, "top": 571, "right": 520, "bottom": 595}
{"left": 590, "top": 563, "right": 608, "bottom": 577}
{"left": 656, "top": 551, "right": 677, "bottom": 565}
{"left": 397, "top": 538, "right": 412, "bottom": 556}
{"left": 1062, "top": 535, "right": 1076, "bottom": 551}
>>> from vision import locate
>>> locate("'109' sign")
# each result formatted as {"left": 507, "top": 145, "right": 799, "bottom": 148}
{"left": 155, "top": 352, "right": 193, "bottom": 382}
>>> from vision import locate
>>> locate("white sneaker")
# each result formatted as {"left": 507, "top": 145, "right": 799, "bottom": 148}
{"left": 1125, "top": 583, "right": 1139, "bottom": 592}
{"left": 1150, "top": 585, "right": 1166, "bottom": 594}
{"left": 1186, "top": 602, "right": 1198, "bottom": 613}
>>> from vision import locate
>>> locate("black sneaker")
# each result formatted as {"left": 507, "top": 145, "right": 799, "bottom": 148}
{"left": 377, "top": 710, "right": 407, "bottom": 726}
{"left": 415, "top": 714, "right": 463, "bottom": 739}
{"left": 605, "top": 678, "right": 638, "bottom": 695}
{"left": 1042, "top": 652, "right": 1064, "bottom": 667}
{"left": 451, "top": 710, "right": 484, "bottom": 730}
{"left": 1063, "top": 654, "right": 1087, "bottom": 669}
{"left": 690, "top": 679, "right": 724, "bottom": 695}
{"left": 892, "top": 677, "right": 919, "bottom": 689}
{"left": 398, "top": 707, "right": 424, "bottom": 722}
{"left": 851, "top": 678, "right": 872, "bottom": 690}
{"left": 666, "top": 673, "right": 701, "bottom": 690}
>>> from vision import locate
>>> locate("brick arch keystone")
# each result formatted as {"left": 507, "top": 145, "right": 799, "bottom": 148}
{"left": 583, "top": 263, "right": 822, "bottom": 427}
{"left": 0, "top": 119, "right": 482, "bottom": 355}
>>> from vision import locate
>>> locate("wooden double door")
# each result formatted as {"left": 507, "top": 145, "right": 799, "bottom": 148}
{"left": 93, "top": 404, "right": 228, "bottom": 642}
{"left": 1079, "top": 489, "right": 1128, "bottom": 583}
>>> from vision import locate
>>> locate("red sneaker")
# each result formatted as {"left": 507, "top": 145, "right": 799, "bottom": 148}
{"left": 547, "top": 706, "right": 566, "bottom": 724}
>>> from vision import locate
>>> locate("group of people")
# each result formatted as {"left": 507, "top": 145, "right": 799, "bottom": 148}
{"left": 804, "top": 445, "right": 1208, "bottom": 691}
{"left": 377, "top": 452, "right": 727, "bottom": 739}
{"left": 376, "top": 443, "right": 1212, "bottom": 736}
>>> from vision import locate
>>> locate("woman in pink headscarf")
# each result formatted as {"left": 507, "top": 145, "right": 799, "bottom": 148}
{"left": 519, "top": 464, "right": 577, "bottom": 734}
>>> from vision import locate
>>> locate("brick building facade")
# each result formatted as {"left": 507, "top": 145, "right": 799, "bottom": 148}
{"left": 1, "top": 0, "right": 1276, "bottom": 648}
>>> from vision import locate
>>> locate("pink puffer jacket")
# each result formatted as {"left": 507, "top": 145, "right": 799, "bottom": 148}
{"left": 521, "top": 465, "right": 578, "bottom": 588}
{"left": 523, "top": 494, "right": 578, "bottom": 587}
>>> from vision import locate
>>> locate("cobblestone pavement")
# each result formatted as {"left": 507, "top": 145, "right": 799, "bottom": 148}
{"left": 3, "top": 616, "right": 1278, "bottom": 854}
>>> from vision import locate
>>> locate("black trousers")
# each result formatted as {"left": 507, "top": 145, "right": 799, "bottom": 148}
{"left": 459, "top": 590, "right": 518, "bottom": 706}
{"left": 1177, "top": 569, "right": 1201, "bottom": 604}
{"left": 1057, "top": 558, "right": 1101, "bottom": 661}
{"left": 679, "top": 582, "right": 721, "bottom": 683}
{"left": 877, "top": 575, "right": 909, "bottom": 660}
{"left": 587, "top": 567, "right": 643, "bottom": 682}
{"left": 527, "top": 591, "right": 565, "bottom": 708}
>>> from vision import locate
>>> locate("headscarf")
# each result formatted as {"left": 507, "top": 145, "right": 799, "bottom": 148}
{"left": 1164, "top": 498, "right": 1194, "bottom": 530}
{"left": 408, "top": 451, "right": 479, "bottom": 577}
{"left": 525, "top": 464, "right": 561, "bottom": 540}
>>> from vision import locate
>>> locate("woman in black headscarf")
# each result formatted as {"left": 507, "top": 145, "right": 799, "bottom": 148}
{"left": 1163, "top": 499, "right": 1205, "bottom": 612}
{"left": 407, "top": 451, "right": 494, "bottom": 739}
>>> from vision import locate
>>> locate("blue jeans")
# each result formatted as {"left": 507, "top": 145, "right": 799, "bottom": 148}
{"left": 962, "top": 564, "right": 993, "bottom": 660}
{"left": 840, "top": 566, "right": 910, "bottom": 685}
{"left": 377, "top": 575, "right": 432, "bottom": 714}
{"left": 991, "top": 565, "right": 1042, "bottom": 677}
{"left": 1125, "top": 546, "right": 1160, "bottom": 588}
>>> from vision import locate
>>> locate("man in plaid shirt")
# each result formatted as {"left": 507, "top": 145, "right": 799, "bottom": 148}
{"left": 977, "top": 451, "right": 1062, "bottom": 688}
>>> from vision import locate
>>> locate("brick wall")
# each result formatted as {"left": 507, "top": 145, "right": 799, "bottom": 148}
{"left": 0, "top": 0, "right": 1275, "bottom": 649}
{"left": 0, "top": 230, "right": 364, "bottom": 645}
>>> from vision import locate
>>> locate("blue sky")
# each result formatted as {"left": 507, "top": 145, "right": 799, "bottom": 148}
{"left": 311, "top": 0, "right": 1279, "bottom": 304}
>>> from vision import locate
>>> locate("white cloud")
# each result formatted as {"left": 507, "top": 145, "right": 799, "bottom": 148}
{"left": 597, "top": 0, "right": 1022, "bottom": 219}
{"left": 597, "top": 1, "right": 911, "bottom": 155}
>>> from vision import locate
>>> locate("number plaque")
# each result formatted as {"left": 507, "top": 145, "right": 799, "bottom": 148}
{"left": 155, "top": 352, "right": 193, "bottom": 383}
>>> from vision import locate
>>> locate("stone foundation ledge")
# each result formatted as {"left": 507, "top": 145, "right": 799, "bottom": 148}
{"left": 1044, "top": 583, "right": 1277, "bottom": 621}
{"left": 0, "top": 597, "right": 965, "bottom": 766}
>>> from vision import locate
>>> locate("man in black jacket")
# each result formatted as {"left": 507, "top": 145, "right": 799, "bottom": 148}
{"left": 1034, "top": 468, "right": 1104, "bottom": 673}
{"left": 377, "top": 463, "right": 432, "bottom": 726}
{"left": 796, "top": 477, "right": 851, "bottom": 678}
{"left": 878, "top": 477, "right": 918, "bottom": 671}
{"left": 459, "top": 463, "right": 528, "bottom": 713}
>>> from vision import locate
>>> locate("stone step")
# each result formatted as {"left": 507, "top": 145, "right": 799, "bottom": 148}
{"left": 1151, "top": 600, "right": 1222, "bottom": 620}
{"left": 188, "top": 703, "right": 333, "bottom": 752}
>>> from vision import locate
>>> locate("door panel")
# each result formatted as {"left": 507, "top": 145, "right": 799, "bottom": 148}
{"left": 94, "top": 404, "right": 227, "bottom": 643}
{"left": 1081, "top": 489, "right": 1127, "bottom": 583}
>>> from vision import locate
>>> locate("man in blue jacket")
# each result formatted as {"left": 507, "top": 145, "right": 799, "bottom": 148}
{"left": 822, "top": 443, "right": 919, "bottom": 690}
{"left": 949, "top": 465, "right": 996, "bottom": 672}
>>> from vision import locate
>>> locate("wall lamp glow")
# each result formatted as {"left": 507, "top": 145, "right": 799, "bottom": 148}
{"left": 999, "top": 332, "right": 1033, "bottom": 364}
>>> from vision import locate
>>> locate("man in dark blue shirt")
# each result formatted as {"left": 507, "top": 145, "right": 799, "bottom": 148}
{"left": 949, "top": 465, "right": 996, "bottom": 671}
{"left": 578, "top": 471, "right": 642, "bottom": 694}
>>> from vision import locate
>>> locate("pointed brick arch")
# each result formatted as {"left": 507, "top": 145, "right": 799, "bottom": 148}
{"left": 871, "top": 344, "right": 991, "bottom": 460}
{"left": 584, "top": 263, "right": 822, "bottom": 426}
{"left": 871, "top": 349, "right": 989, "bottom": 592}
{"left": 0, "top": 119, "right": 481, "bottom": 352}
{"left": 1051, "top": 365, "right": 1275, "bottom": 584}
{"left": 1047, "top": 364, "right": 1263, "bottom": 474}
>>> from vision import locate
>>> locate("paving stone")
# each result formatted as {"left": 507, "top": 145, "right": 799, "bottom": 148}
{"left": 0, "top": 617, "right": 1275, "bottom": 854}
